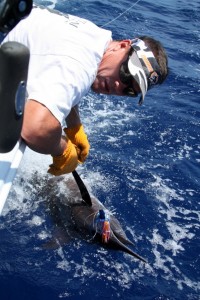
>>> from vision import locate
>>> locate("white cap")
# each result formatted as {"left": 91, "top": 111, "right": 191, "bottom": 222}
{"left": 128, "top": 38, "right": 160, "bottom": 105}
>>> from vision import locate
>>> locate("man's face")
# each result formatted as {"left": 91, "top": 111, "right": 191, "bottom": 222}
{"left": 91, "top": 40, "right": 141, "bottom": 97}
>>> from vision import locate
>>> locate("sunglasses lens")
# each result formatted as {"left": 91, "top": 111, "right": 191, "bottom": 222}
{"left": 119, "top": 61, "right": 138, "bottom": 97}
{"left": 119, "top": 61, "right": 130, "bottom": 85}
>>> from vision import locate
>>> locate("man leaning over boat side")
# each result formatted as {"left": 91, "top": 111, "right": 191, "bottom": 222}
{"left": 2, "top": 5, "right": 169, "bottom": 176}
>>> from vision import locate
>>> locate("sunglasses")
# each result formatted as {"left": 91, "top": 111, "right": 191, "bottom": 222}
{"left": 119, "top": 57, "right": 139, "bottom": 98}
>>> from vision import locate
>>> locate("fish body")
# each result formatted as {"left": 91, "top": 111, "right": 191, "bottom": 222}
{"left": 46, "top": 174, "right": 147, "bottom": 263}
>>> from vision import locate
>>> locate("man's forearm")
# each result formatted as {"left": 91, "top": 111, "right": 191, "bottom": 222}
{"left": 66, "top": 105, "right": 81, "bottom": 128}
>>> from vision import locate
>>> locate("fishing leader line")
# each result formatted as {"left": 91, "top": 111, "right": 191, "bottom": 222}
{"left": 101, "top": 0, "right": 142, "bottom": 28}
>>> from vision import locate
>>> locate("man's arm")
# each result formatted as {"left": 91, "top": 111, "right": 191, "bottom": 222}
{"left": 21, "top": 99, "right": 79, "bottom": 176}
{"left": 66, "top": 104, "right": 81, "bottom": 128}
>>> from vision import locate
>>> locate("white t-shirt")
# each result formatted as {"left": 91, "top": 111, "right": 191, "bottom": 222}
{"left": 3, "top": 6, "right": 112, "bottom": 126}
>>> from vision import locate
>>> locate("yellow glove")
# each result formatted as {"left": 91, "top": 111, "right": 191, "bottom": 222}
{"left": 64, "top": 124, "right": 90, "bottom": 163}
{"left": 48, "top": 139, "right": 78, "bottom": 176}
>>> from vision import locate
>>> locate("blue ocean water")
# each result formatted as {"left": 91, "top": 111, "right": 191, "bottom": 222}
{"left": 0, "top": 0, "right": 199, "bottom": 299}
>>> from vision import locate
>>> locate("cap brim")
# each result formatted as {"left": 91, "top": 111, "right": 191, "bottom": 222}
{"left": 128, "top": 52, "right": 148, "bottom": 105}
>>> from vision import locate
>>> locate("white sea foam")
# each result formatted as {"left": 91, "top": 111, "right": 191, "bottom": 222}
{"left": 150, "top": 174, "right": 184, "bottom": 206}
{"left": 37, "top": 230, "right": 51, "bottom": 240}
{"left": 26, "top": 215, "right": 44, "bottom": 227}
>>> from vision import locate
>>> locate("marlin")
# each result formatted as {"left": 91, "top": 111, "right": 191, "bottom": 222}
{"left": 45, "top": 171, "right": 147, "bottom": 263}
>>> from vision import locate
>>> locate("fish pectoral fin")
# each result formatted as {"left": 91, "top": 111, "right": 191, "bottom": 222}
{"left": 110, "top": 216, "right": 134, "bottom": 246}
{"left": 113, "top": 231, "right": 135, "bottom": 246}
{"left": 111, "top": 232, "right": 147, "bottom": 263}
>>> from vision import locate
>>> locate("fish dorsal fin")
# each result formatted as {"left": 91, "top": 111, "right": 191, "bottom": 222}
{"left": 72, "top": 170, "right": 92, "bottom": 207}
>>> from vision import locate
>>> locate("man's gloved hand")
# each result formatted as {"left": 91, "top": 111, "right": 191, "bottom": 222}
{"left": 64, "top": 124, "right": 90, "bottom": 163}
{"left": 48, "top": 139, "right": 78, "bottom": 176}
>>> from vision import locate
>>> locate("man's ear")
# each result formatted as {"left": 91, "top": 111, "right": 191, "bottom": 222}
{"left": 113, "top": 40, "right": 131, "bottom": 52}
{"left": 119, "top": 40, "right": 132, "bottom": 48}
{"left": 106, "top": 40, "right": 131, "bottom": 52}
